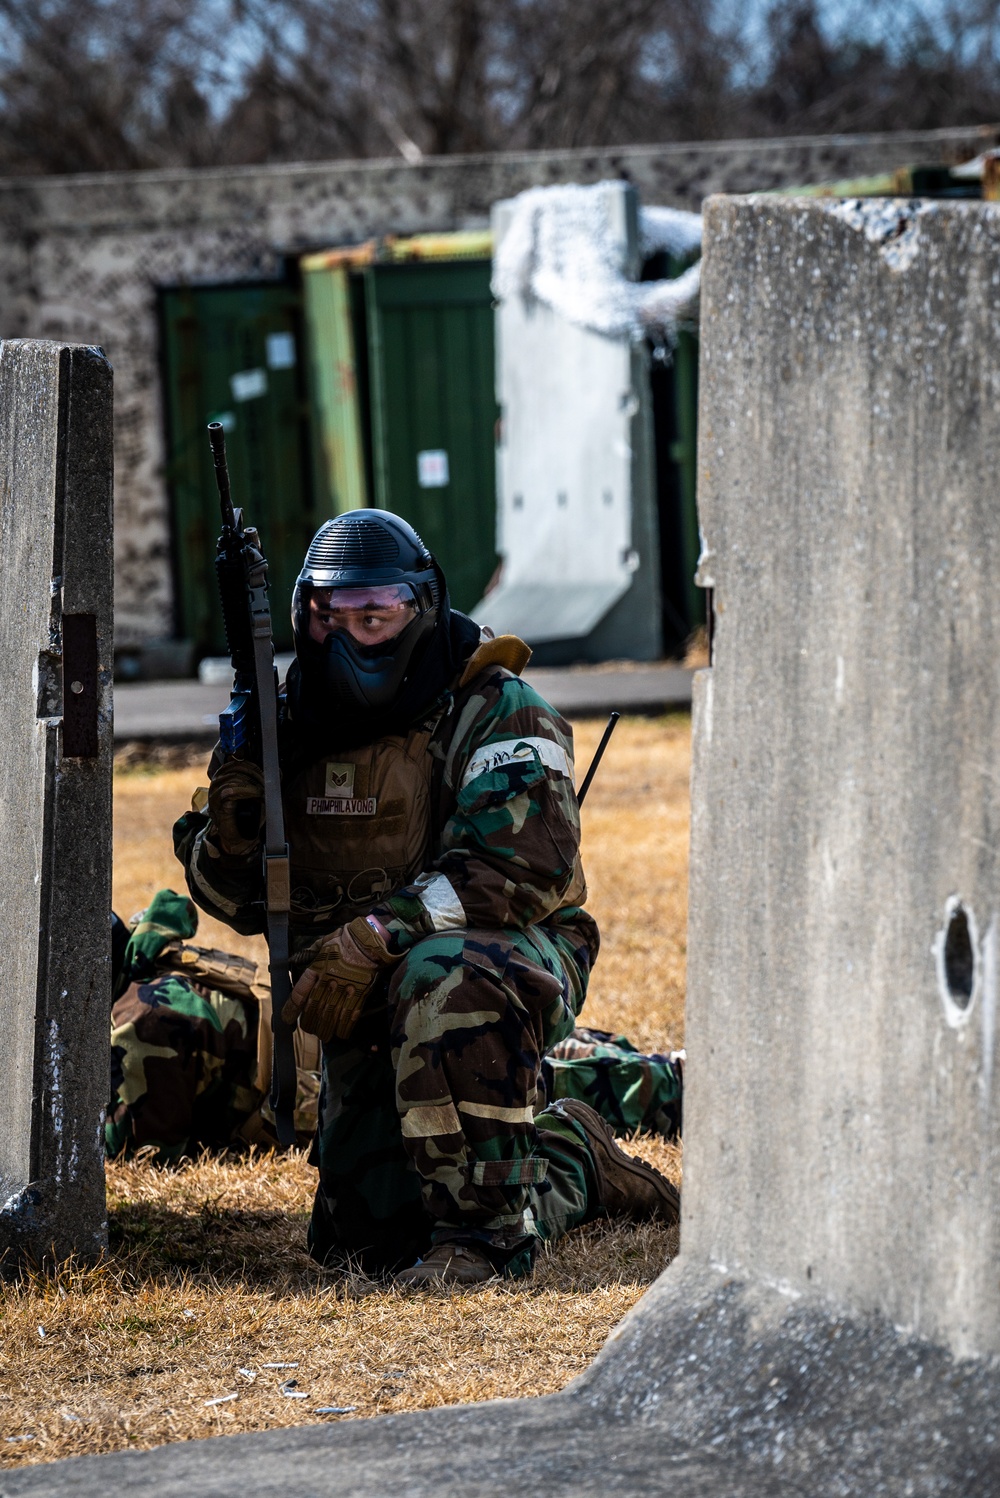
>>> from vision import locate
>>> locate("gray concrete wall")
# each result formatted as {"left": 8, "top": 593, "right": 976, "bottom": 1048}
{"left": 0, "top": 340, "right": 113, "bottom": 1264}
{"left": 0, "top": 125, "right": 995, "bottom": 646}
{"left": 686, "top": 193, "right": 1000, "bottom": 1357}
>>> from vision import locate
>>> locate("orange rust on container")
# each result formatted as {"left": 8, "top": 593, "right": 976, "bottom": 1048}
{"left": 300, "top": 241, "right": 379, "bottom": 272}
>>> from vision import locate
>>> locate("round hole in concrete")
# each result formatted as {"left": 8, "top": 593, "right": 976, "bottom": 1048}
{"left": 943, "top": 903, "right": 975, "bottom": 1009}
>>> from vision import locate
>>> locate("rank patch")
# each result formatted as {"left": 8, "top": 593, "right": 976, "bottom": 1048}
{"left": 325, "top": 762, "right": 356, "bottom": 798}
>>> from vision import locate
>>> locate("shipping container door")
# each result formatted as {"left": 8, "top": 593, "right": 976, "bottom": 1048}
{"left": 364, "top": 261, "right": 499, "bottom": 614}
{"left": 301, "top": 262, "right": 371, "bottom": 514}
{"left": 160, "top": 282, "right": 313, "bottom": 654}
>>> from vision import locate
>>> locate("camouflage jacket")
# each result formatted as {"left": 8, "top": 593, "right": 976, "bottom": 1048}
{"left": 173, "top": 637, "right": 600, "bottom": 968}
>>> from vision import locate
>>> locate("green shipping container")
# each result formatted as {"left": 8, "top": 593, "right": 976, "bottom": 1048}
{"left": 160, "top": 281, "right": 314, "bottom": 654}
{"left": 301, "top": 261, "right": 371, "bottom": 515}
{"left": 303, "top": 250, "right": 499, "bottom": 616}
{"left": 366, "top": 260, "right": 499, "bottom": 613}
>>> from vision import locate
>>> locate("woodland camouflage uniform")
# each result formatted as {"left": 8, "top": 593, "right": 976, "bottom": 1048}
{"left": 175, "top": 649, "right": 609, "bottom": 1274}
{"left": 107, "top": 894, "right": 680, "bottom": 1173}
{"left": 172, "top": 507, "right": 680, "bottom": 1278}
{"left": 107, "top": 889, "right": 320, "bottom": 1160}
{"left": 540, "top": 1028, "right": 682, "bottom": 1140}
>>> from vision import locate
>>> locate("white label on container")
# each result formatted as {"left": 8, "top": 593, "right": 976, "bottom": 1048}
{"left": 417, "top": 449, "right": 449, "bottom": 488}
{"left": 230, "top": 368, "right": 268, "bottom": 402}
{"left": 266, "top": 332, "right": 296, "bottom": 369}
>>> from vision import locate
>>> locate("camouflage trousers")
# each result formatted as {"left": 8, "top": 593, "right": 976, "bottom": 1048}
{"left": 310, "top": 923, "right": 616, "bottom": 1277}
{"left": 539, "top": 1028, "right": 682, "bottom": 1139}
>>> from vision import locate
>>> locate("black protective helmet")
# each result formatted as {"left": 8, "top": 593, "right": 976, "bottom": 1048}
{"left": 291, "top": 509, "right": 442, "bottom": 715}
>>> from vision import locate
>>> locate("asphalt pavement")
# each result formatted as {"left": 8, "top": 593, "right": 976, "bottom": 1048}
{"left": 113, "top": 662, "right": 694, "bottom": 742}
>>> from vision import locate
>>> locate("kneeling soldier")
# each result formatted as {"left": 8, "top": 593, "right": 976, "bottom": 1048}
{"left": 173, "top": 512, "right": 679, "bottom": 1285}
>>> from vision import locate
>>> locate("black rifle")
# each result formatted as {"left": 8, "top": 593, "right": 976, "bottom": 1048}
{"left": 208, "top": 422, "right": 297, "bottom": 1147}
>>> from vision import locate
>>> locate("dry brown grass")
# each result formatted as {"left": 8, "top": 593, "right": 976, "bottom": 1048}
{"left": 1, "top": 714, "right": 691, "bottom": 1469}
{"left": 111, "top": 741, "right": 268, "bottom": 970}
{"left": 573, "top": 713, "right": 689, "bottom": 1053}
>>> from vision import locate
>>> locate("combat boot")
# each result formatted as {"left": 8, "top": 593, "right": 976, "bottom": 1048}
{"left": 553, "top": 1098, "right": 680, "bottom": 1225}
{"left": 393, "top": 1242, "right": 498, "bottom": 1289}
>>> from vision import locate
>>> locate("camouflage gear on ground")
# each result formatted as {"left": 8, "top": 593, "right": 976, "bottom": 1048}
{"left": 539, "top": 1028, "right": 683, "bottom": 1139}
{"left": 106, "top": 889, "right": 320, "bottom": 1162}
{"left": 308, "top": 920, "right": 603, "bottom": 1277}
{"left": 107, "top": 971, "right": 259, "bottom": 1162}
{"left": 118, "top": 888, "right": 198, "bottom": 990}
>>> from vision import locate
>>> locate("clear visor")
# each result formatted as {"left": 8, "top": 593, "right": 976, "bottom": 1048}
{"left": 306, "top": 583, "right": 419, "bottom": 646}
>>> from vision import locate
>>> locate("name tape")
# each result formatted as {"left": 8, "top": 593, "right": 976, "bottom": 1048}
{"left": 306, "top": 796, "right": 377, "bottom": 817}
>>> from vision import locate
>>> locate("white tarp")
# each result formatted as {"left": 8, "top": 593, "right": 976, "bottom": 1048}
{"left": 491, "top": 182, "right": 702, "bottom": 344}
{"left": 475, "top": 181, "right": 663, "bottom": 653}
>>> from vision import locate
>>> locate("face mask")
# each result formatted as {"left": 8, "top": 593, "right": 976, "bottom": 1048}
{"left": 309, "top": 607, "right": 438, "bottom": 713}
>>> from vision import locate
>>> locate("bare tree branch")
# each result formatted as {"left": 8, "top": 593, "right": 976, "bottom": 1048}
{"left": 0, "top": 0, "right": 997, "bottom": 177}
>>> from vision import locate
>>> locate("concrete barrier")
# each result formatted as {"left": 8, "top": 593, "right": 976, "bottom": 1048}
{"left": 687, "top": 193, "right": 1000, "bottom": 1359}
{"left": 0, "top": 340, "right": 113, "bottom": 1266}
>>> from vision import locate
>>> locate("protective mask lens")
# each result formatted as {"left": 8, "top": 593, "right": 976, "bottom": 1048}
{"left": 307, "top": 584, "right": 419, "bottom": 648}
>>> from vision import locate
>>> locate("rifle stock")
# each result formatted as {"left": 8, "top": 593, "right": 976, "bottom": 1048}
{"left": 208, "top": 422, "right": 297, "bottom": 1147}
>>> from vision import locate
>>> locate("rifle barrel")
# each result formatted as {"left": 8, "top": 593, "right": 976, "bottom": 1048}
{"left": 577, "top": 711, "right": 620, "bottom": 807}
{"left": 208, "top": 421, "right": 236, "bottom": 530}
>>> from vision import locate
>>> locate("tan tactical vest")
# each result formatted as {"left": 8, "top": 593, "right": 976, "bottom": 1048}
{"left": 274, "top": 633, "right": 588, "bottom": 956}
{"left": 281, "top": 721, "right": 437, "bottom": 949}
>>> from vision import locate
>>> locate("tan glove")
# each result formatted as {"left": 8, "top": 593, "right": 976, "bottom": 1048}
{"left": 282, "top": 916, "right": 400, "bottom": 1043}
{"left": 207, "top": 759, "right": 265, "bottom": 857}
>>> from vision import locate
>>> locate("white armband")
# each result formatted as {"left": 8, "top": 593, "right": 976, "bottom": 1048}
{"left": 413, "top": 872, "right": 466, "bottom": 932}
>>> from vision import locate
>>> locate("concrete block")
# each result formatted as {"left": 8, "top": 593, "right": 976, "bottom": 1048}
{"left": 686, "top": 195, "right": 1000, "bottom": 1356}
{"left": 0, "top": 340, "right": 113, "bottom": 1265}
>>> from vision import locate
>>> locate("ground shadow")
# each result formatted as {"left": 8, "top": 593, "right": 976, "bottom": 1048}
{"left": 108, "top": 1198, "right": 678, "bottom": 1297}
{"left": 109, "top": 1200, "right": 318, "bottom": 1291}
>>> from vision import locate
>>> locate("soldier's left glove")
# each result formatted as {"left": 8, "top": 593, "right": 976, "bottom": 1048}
{"left": 207, "top": 758, "right": 265, "bottom": 858}
{"left": 281, "top": 916, "right": 400, "bottom": 1043}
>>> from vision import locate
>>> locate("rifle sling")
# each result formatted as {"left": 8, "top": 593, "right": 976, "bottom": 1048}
{"left": 249, "top": 573, "right": 297, "bottom": 1148}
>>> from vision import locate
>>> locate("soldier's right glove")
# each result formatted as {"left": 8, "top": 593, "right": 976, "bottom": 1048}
{"left": 282, "top": 916, "right": 400, "bottom": 1043}
{"left": 207, "top": 758, "right": 265, "bottom": 858}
